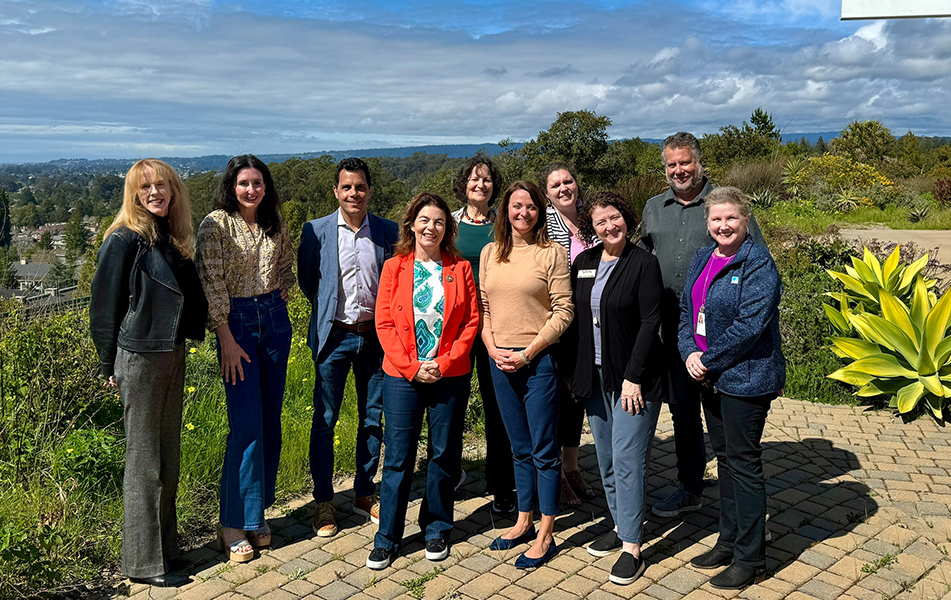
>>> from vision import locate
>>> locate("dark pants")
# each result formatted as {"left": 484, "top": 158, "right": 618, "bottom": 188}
{"left": 489, "top": 347, "right": 561, "bottom": 516}
{"left": 664, "top": 340, "right": 706, "bottom": 497}
{"left": 701, "top": 388, "right": 774, "bottom": 568}
{"left": 219, "top": 291, "right": 292, "bottom": 529}
{"left": 375, "top": 374, "right": 469, "bottom": 551}
{"left": 470, "top": 335, "right": 515, "bottom": 497}
{"left": 310, "top": 325, "right": 385, "bottom": 502}
{"left": 116, "top": 345, "right": 185, "bottom": 578}
{"left": 554, "top": 344, "right": 584, "bottom": 448}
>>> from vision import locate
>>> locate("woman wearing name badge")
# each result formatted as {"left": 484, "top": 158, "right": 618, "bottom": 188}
{"left": 542, "top": 162, "right": 597, "bottom": 509}
{"left": 450, "top": 156, "right": 517, "bottom": 515}
{"left": 481, "top": 181, "right": 574, "bottom": 569}
{"left": 568, "top": 191, "right": 664, "bottom": 585}
{"left": 366, "top": 192, "right": 480, "bottom": 570}
{"left": 196, "top": 155, "right": 296, "bottom": 564}
{"left": 90, "top": 159, "right": 208, "bottom": 587}
{"left": 679, "top": 186, "right": 784, "bottom": 590}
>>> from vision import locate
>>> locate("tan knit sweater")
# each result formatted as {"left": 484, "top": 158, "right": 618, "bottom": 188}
{"left": 479, "top": 232, "right": 574, "bottom": 348}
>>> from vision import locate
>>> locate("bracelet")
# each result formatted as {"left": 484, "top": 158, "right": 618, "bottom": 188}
{"left": 518, "top": 350, "right": 529, "bottom": 366}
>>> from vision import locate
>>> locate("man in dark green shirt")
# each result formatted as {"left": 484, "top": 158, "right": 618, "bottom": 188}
{"left": 639, "top": 132, "right": 764, "bottom": 518}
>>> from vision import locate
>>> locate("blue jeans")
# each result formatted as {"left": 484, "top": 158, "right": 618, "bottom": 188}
{"left": 375, "top": 374, "right": 469, "bottom": 551}
{"left": 585, "top": 368, "right": 660, "bottom": 544}
{"left": 702, "top": 388, "right": 774, "bottom": 568}
{"left": 489, "top": 347, "right": 561, "bottom": 516}
{"left": 310, "top": 326, "right": 385, "bottom": 502}
{"left": 219, "top": 290, "right": 291, "bottom": 529}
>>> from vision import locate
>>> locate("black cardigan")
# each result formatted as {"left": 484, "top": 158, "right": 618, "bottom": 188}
{"left": 566, "top": 240, "right": 666, "bottom": 402}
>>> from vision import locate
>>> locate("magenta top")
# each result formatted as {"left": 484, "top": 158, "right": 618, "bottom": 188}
{"left": 569, "top": 235, "right": 588, "bottom": 265}
{"left": 691, "top": 252, "right": 734, "bottom": 351}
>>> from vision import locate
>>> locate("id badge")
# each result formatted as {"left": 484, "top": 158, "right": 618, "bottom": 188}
{"left": 696, "top": 308, "right": 706, "bottom": 337}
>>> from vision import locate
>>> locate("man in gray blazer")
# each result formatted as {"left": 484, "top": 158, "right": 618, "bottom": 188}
{"left": 299, "top": 157, "right": 399, "bottom": 538}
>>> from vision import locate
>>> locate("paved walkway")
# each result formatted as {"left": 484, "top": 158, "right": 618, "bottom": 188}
{"left": 116, "top": 398, "right": 951, "bottom": 600}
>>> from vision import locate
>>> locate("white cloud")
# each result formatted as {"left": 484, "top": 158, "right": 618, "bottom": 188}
{"left": 0, "top": 1, "right": 948, "bottom": 162}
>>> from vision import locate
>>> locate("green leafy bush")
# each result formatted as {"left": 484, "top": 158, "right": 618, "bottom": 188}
{"left": 768, "top": 230, "right": 856, "bottom": 404}
{"left": 934, "top": 178, "right": 951, "bottom": 207}
{"left": 828, "top": 281, "right": 950, "bottom": 419}
{"left": 824, "top": 246, "right": 937, "bottom": 333}
{"left": 823, "top": 245, "right": 951, "bottom": 419}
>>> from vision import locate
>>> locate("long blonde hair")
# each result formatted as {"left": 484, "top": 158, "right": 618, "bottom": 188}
{"left": 105, "top": 159, "right": 194, "bottom": 259}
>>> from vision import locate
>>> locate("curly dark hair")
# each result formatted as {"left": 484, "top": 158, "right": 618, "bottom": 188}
{"left": 336, "top": 157, "right": 372, "bottom": 188}
{"left": 452, "top": 154, "right": 502, "bottom": 206}
{"left": 578, "top": 191, "right": 639, "bottom": 246}
{"left": 213, "top": 155, "right": 282, "bottom": 237}
{"left": 393, "top": 192, "right": 458, "bottom": 257}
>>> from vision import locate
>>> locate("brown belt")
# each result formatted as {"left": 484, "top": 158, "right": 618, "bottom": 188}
{"left": 333, "top": 320, "right": 374, "bottom": 333}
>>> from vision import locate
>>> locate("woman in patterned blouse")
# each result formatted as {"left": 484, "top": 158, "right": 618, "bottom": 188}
{"left": 366, "top": 193, "right": 480, "bottom": 570}
{"left": 196, "top": 155, "right": 296, "bottom": 563}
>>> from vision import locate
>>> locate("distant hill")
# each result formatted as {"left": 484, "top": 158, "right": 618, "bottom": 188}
{"left": 1, "top": 143, "right": 525, "bottom": 176}
{"left": 4, "top": 133, "right": 946, "bottom": 175}
{"left": 780, "top": 132, "right": 842, "bottom": 144}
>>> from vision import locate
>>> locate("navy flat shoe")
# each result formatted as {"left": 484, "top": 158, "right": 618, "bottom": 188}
{"left": 515, "top": 541, "right": 558, "bottom": 569}
{"left": 489, "top": 527, "right": 536, "bottom": 551}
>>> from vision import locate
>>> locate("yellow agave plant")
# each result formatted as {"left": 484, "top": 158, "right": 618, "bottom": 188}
{"left": 824, "top": 245, "right": 937, "bottom": 336}
{"left": 827, "top": 277, "right": 951, "bottom": 418}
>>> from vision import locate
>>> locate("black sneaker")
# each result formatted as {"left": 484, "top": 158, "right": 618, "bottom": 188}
{"left": 425, "top": 538, "right": 449, "bottom": 561}
{"left": 651, "top": 485, "right": 702, "bottom": 518}
{"left": 609, "top": 552, "right": 646, "bottom": 585}
{"left": 587, "top": 530, "right": 622, "bottom": 557}
{"left": 492, "top": 492, "right": 516, "bottom": 515}
{"left": 366, "top": 547, "right": 394, "bottom": 570}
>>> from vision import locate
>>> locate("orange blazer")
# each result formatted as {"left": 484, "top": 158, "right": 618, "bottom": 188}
{"left": 375, "top": 251, "right": 479, "bottom": 381}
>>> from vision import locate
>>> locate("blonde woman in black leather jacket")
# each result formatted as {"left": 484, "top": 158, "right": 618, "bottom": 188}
{"left": 90, "top": 159, "right": 207, "bottom": 588}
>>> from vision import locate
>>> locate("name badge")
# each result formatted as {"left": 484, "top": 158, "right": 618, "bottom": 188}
{"left": 578, "top": 269, "right": 597, "bottom": 279}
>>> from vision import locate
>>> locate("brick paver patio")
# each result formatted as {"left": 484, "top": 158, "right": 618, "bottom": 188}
{"left": 116, "top": 398, "right": 951, "bottom": 600}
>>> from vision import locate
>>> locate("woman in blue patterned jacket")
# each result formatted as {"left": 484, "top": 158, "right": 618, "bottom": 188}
{"left": 678, "top": 186, "right": 784, "bottom": 591}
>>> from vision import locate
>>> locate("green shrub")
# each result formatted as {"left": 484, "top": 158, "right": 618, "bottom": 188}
{"left": 824, "top": 245, "right": 937, "bottom": 333}
{"left": 934, "top": 178, "right": 951, "bottom": 207}
{"left": 768, "top": 230, "right": 857, "bottom": 404}
{"left": 828, "top": 281, "right": 950, "bottom": 420}
{"left": 723, "top": 158, "right": 784, "bottom": 196}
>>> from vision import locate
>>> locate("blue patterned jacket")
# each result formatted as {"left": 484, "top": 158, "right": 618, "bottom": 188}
{"left": 678, "top": 238, "right": 785, "bottom": 397}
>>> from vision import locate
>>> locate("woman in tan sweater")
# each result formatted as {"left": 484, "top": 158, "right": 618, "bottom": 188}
{"left": 479, "top": 181, "right": 574, "bottom": 569}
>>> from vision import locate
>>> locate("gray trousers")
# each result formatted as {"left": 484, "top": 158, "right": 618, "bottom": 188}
{"left": 584, "top": 368, "right": 661, "bottom": 544}
{"left": 115, "top": 345, "right": 185, "bottom": 578}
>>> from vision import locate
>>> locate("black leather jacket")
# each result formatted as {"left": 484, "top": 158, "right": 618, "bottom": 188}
{"left": 90, "top": 226, "right": 207, "bottom": 377}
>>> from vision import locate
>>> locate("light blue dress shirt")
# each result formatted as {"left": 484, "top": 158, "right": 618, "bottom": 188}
{"left": 335, "top": 210, "right": 379, "bottom": 323}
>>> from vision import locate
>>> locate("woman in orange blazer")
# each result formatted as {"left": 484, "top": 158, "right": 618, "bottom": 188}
{"left": 366, "top": 192, "right": 480, "bottom": 570}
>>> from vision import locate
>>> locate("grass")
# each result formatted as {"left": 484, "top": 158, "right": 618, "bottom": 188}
{"left": 400, "top": 567, "right": 444, "bottom": 599}
{"left": 762, "top": 200, "right": 951, "bottom": 234}
{"left": 861, "top": 553, "right": 898, "bottom": 574}
{"left": 0, "top": 293, "right": 362, "bottom": 597}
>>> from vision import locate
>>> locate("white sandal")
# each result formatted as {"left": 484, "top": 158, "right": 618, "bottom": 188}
{"left": 217, "top": 526, "right": 253, "bottom": 563}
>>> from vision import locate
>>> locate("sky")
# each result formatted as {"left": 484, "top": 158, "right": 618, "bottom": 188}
{"left": 0, "top": 0, "right": 949, "bottom": 163}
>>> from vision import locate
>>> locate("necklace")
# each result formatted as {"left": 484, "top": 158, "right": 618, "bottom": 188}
{"left": 463, "top": 207, "right": 491, "bottom": 225}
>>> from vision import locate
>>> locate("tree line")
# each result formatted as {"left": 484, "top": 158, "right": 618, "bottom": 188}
{"left": 2, "top": 109, "right": 949, "bottom": 293}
